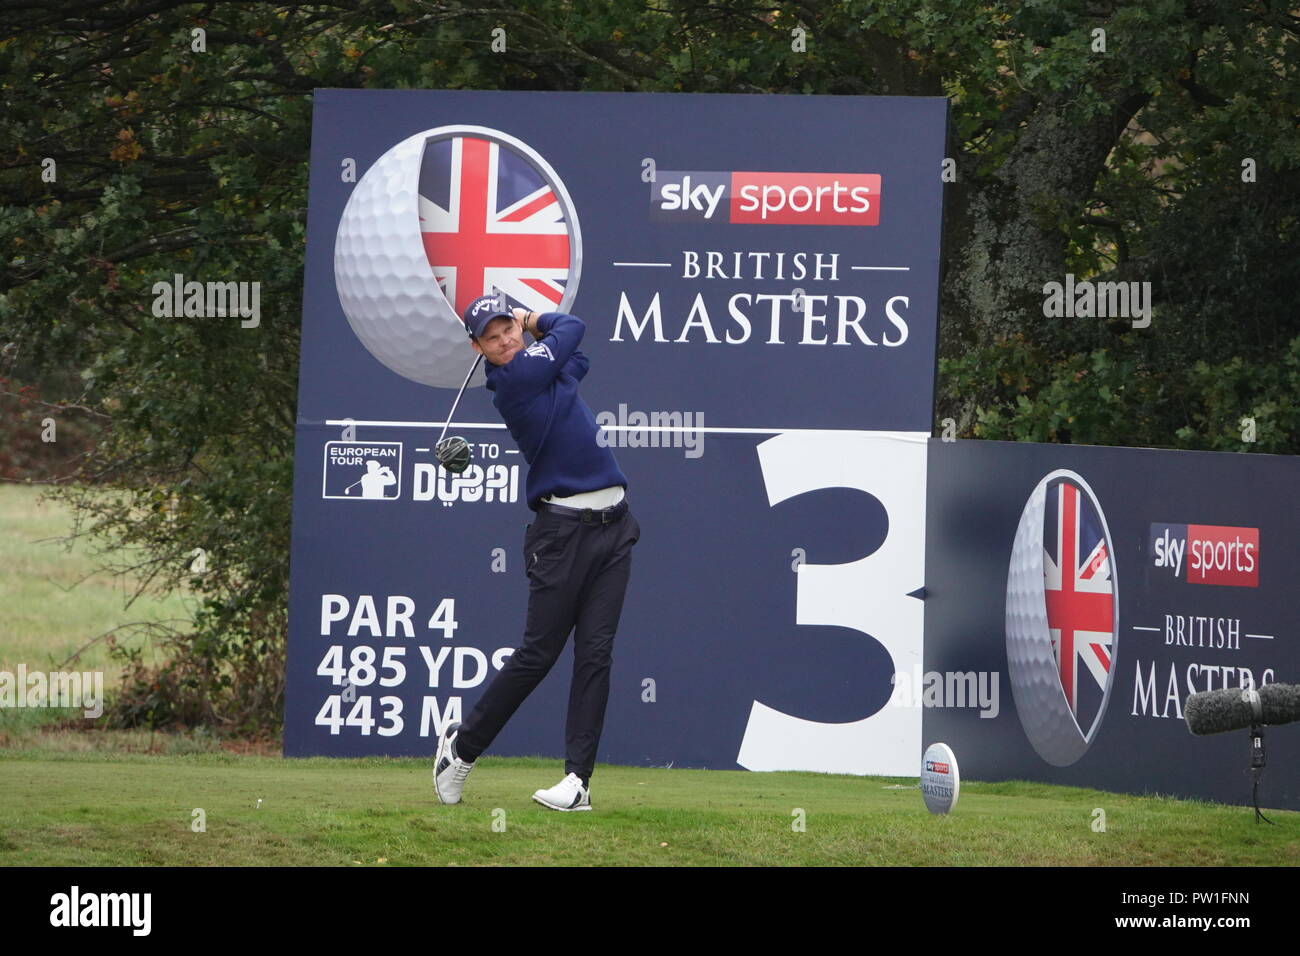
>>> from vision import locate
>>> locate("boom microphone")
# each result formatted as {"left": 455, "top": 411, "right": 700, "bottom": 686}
{"left": 1185, "top": 683, "right": 1300, "bottom": 736}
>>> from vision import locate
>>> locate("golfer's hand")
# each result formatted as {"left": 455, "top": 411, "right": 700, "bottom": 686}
{"left": 512, "top": 307, "right": 535, "bottom": 336}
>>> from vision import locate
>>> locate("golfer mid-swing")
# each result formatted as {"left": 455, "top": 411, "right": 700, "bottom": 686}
{"left": 434, "top": 293, "right": 639, "bottom": 811}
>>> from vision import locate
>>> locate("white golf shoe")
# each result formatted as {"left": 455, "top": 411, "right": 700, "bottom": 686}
{"left": 532, "top": 772, "right": 591, "bottom": 811}
{"left": 433, "top": 722, "right": 475, "bottom": 805}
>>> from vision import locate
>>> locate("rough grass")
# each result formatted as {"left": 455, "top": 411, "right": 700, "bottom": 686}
{"left": 0, "top": 483, "right": 194, "bottom": 698}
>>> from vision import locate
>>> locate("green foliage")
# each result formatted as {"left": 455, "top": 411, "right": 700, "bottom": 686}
{"left": 1174, "top": 336, "right": 1300, "bottom": 452}
{"left": 942, "top": 333, "right": 1300, "bottom": 454}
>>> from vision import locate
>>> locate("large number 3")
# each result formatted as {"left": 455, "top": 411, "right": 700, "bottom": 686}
{"left": 737, "top": 432, "right": 927, "bottom": 776}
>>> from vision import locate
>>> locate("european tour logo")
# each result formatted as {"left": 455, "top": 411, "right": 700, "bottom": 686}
{"left": 651, "top": 170, "right": 882, "bottom": 226}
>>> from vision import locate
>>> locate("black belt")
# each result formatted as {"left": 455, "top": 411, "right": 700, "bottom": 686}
{"left": 538, "top": 498, "right": 629, "bottom": 524}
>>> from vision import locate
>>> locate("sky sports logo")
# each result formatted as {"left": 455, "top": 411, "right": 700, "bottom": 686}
{"left": 1150, "top": 523, "right": 1259, "bottom": 587}
{"left": 651, "top": 170, "right": 881, "bottom": 225}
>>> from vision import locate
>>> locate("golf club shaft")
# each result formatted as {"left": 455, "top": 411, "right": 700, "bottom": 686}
{"left": 438, "top": 353, "right": 484, "bottom": 444}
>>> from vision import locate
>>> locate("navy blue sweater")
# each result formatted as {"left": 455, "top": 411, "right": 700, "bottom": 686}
{"left": 484, "top": 312, "right": 628, "bottom": 511}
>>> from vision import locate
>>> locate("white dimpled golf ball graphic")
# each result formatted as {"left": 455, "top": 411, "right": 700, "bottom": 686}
{"left": 334, "top": 125, "right": 580, "bottom": 389}
{"left": 1005, "top": 469, "right": 1118, "bottom": 767}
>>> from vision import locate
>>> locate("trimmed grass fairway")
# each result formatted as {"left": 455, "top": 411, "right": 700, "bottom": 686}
{"left": 0, "top": 748, "right": 1295, "bottom": 866}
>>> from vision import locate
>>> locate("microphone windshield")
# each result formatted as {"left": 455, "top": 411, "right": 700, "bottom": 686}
{"left": 1185, "top": 683, "right": 1300, "bottom": 736}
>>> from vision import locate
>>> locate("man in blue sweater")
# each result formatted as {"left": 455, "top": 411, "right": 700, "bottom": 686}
{"left": 433, "top": 293, "right": 639, "bottom": 811}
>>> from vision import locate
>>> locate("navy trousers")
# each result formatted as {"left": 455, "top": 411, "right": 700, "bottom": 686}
{"left": 456, "top": 500, "right": 639, "bottom": 782}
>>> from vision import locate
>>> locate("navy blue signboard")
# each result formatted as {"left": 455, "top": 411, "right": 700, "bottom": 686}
{"left": 923, "top": 439, "right": 1300, "bottom": 810}
{"left": 285, "top": 90, "right": 947, "bottom": 773}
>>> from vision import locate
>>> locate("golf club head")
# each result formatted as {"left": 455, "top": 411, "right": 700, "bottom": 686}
{"left": 435, "top": 436, "right": 472, "bottom": 474}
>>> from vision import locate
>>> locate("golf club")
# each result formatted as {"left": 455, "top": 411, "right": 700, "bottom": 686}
{"left": 435, "top": 352, "right": 484, "bottom": 474}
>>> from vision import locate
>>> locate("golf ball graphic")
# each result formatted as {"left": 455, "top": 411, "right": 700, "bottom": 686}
{"left": 334, "top": 125, "right": 581, "bottom": 388}
{"left": 1005, "top": 470, "right": 1118, "bottom": 767}
{"left": 921, "top": 742, "right": 960, "bottom": 815}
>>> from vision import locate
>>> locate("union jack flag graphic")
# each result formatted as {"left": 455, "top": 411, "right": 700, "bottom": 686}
{"left": 418, "top": 134, "right": 573, "bottom": 320}
{"left": 1043, "top": 480, "right": 1114, "bottom": 733}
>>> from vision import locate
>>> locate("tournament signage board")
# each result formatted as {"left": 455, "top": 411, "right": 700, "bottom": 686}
{"left": 286, "top": 90, "right": 948, "bottom": 772}
{"left": 923, "top": 439, "right": 1300, "bottom": 809}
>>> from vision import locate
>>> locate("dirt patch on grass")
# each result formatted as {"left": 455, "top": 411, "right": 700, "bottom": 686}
{"left": 217, "top": 736, "right": 281, "bottom": 757}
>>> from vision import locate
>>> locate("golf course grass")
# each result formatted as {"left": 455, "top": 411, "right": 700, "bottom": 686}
{"left": 1, "top": 745, "right": 1295, "bottom": 867}
{"left": 0, "top": 484, "right": 193, "bottom": 684}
